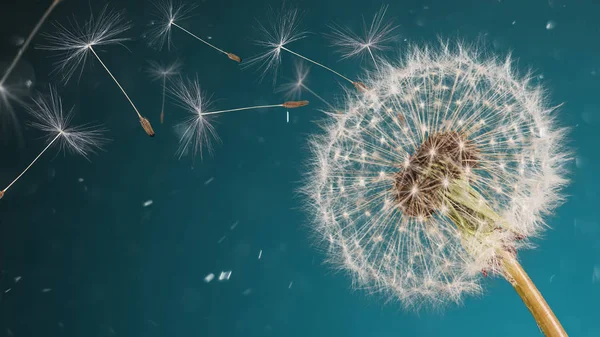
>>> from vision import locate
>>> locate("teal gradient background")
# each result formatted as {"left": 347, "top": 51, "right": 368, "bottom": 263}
{"left": 0, "top": 0, "right": 598, "bottom": 336}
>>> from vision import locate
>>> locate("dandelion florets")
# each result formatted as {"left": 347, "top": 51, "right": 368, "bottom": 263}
{"left": 304, "top": 42, "right": 569, "bottom": 309}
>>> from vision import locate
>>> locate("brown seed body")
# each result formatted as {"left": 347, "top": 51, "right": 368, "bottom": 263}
{"left": 393, "top": 131, "right": 479, "bottom": 217}
{"left": 0, "top": 190, "right": 4, "bottom": 199}
{"left": 353, "top": 81, "right": 368, "bottom": 92}
{"left": 282, "top": 100, "right": 309, "bottom": 109}
{"left": 140, "top": 117, "right": 155, "bottom": 137}
{"left": 227, "top": 53, "right": 242, "bottom": 63}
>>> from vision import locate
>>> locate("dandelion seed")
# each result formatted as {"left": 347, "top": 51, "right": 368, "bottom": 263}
{"left": 276, "top": 61, "right": 335, "bottom": 109}
{"left": 143, "top": 200, "right": 153, "bottom": 207}
{"left": 245, "top": 5, "right": 362, "bottom": 90}
{"left": 170, "top": 76, "right": 309, "bottom": 159}
{"left": 147, "top": 0, "right": 241, "bottom": 63}
{"left": 39, "top": 6, "right": 155, "bottom": 137}
{"left": 204, "top": 273, "right": 215, "bottom": 283}
{"left": 0, "top": 87, "right": 106, "bottom": 200}
{"left": 326, "top": 5, "right": 398, "bottom": 66}
{"left": 303, "top": 42, "right": 570, "bottom": 336}
{"left": 146, "top": 59, "right": 182, "bottom": 124}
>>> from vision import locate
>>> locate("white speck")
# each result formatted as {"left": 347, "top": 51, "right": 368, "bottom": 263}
{"left": 258, "top": 249, "right": 262, "bottom": 260}
{"left": 230, "top": 221, "right": 239, "bottom": 230}
{"left": 14, "top": 276, "right": 21, "bottom": 283}
{"left": 512, "top": 20, "right": 516, "bottom": 25}
{"left": 41, "top": 288, "right": 52, "bottom": 293}
{"left": 4, "top": 288, "right": 11, "bottom": 293}
{"left": 204, "top": 273, "right": 215, "bottom": 283}
{"left": 78, "top": 178, "right": 84, "bottom": 183}
{"left": 286, "top": 111, "right": 289, "bottom": 123}
{"left": 288, "top": 281, "right": 293, "bottom": 289}
{"left": 593, "top": 265, "right": 600, "bottom": 283}
{"left": 546, "top": 20, "right": 556, "bottom": 30}
{"left": 143, "top": 200, "right": 153, "bottom": 207}
{"left": 218, "top": 271, "right": 232, "bottom": 281}
{"left": 549, "top": 274, "right": 555, "bottom": 283}
{"left": 242, "top": 288, "right": 252, "bottom": 296}
{"left": 217, "top": 236, "right": 226, "bottom": 244}
{"left": 25, "top": 80, "right": 33, "bottom": 88}
{"left": 204, "top": 177, "right": 214, "bottom": 185}
{"left": 207, "top": 36, "right": 212, "bottom": 40}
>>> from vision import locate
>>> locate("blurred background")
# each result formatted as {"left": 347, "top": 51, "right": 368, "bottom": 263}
{"left": 0, "top": 0, "right": 598, "bottom": 336}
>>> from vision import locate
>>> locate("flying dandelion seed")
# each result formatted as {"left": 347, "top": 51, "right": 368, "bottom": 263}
{"left": 147, "top": 0, "right": 242, "bottom": 63}
{"left": 277, "top": 61, "right": 335, "bottom": 110}
{"left": 326, "top": 5, "right": 398, "bottom": 67}
{"left": 146, "top": 59, "right": 182, "bottom": 124}
{"left": 303, "top": 42, "right": 569, "bottom": 336}
{"left": 0, "top": 86, "right": 106, "bottom": 200}
{"left": 245, "top": 5, "right": 365, "bottom": 91}
{"left": 170, "top": 76, "right": 309, "bottom": 159}
{"left": 38, "top": 5, "right": 155, "bottom": 137}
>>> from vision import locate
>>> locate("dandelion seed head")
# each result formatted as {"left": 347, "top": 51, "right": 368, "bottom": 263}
{"left": 39, "top": 5, "right": 131, "bottom": 84}
{"left": 303, "top": 42, "right": 569, "bottom": 310}
{"left": 146, "top": 59, "right": 182, "bottom": 81}
{"left": 169, "top": 76, "right": 219, "bottom": 160}
{"left": 26, "top": 86, "right": 107, "bottom": 159}
{"left": 146, "top": 0, "right": 195, "bottom": 50}
{"left": 244, "top": 5, "right": 308, "bottom": 83}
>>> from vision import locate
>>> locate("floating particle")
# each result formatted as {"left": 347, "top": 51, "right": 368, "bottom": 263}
{"left": 4, "top": 288, "right": 11, "bottom": 293}
{"left": 546, "top": 20, "right": 556, "bottom": 30}
{"left": 549, "top": 274, "right": 555, "bottom": 283}
{"left": 242, "top": 288, "right": 252, "bottom": 296}
{"left": 14, "top": 276, "right": 21, "bottom": 283}
{"left": 288, "top": 281, "right": 293, "bottom": 289}
{"left": 218, "top": 271, "right": 232, "bottom": 281}
{"left": 512, "top": 20, "right": 516, "bottom": 25}
{"left": 230, "top": 221, "right": 239, "bottom": 230}
{"left": 204, "top": 177, "right": 214, "bottom": 185}
{"left": 258, "top": 250, "right": 262, "bottom": 260}
{"left": 286, "top": 111, "right": 289, "bottom": 123}
{"left": 593, "top": 265, "right": 600, "bottom": 284}
{"left": 217, "top": 236, "right": 226, "bottom": 244}
{"left": 143, "top": 200, "right": 153, "bottom": 207}
{"left": 204, "top": 273, "right": 215, "bottom": 283}
{"left": 78, "top": 178, "right": 84, "bottom": 183}
{"left": 207, "top": 36, "right": 212, "bottom": 40}
{"left": 41, "top": 288, "right": 52, "bottom": 293}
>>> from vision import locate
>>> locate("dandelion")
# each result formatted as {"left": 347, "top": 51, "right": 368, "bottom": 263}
{"left": 147, "top": 0, "right": 242, "bottom": 63}
{"left": 0, "top": 0, "right": 63, "bottom": 132}
{"left": 170, "top": 76, "right": 309, "bottom": 159}
{"left": 246, "top": 5, "right": 366, "bottom": 91}
{"left": 326, "top": 5, "right": 398, "bottom": 67}
{"left": 38, "top": 5, "right": 155, "bottom": 137}
{"left": 146, "top": 59, "right": 182, "bottom": 124}
{"left": 0, "top": 86, "right": 106, "bottom": 200}
{"left": 303, "top": 42, "right": 569, "bottom": 336}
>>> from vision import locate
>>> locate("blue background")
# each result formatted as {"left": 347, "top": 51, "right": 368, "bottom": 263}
{"left": 0, "top": 0, "right": 598, "bottom": 336}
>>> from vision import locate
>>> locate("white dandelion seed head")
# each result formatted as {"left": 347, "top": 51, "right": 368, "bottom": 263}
{"left": 146, "top": 0, "right": 196, "bottom": 51}
{"left": 243, "top": 5, "right": 308, "bottom": 83}
{"left": 146, "top": 59, "right": 182, "bottom": 81}
{"left": 168, "top": 76, "right": 220, "bottom": 160}
{"left": 38, "top": 5, "right": 132, "bottom": 84}
{"left": 326, "top": 5, "right": 398, "bottom": 62}
{"left": 303, "top": 42, "right": 569, "bottom": 310}
{"left": 26, "top": 86, "right": 107, "bottom": 159}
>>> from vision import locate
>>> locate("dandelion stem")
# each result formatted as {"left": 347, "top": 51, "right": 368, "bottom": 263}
{"left": 0, "top": 0, "right": 62, "bottom": 87}
{"left": 2, "top": 132, "right": 61, "bottom": 194}
{"left": 501, "top": 251, "right": 567, "bottom": 337}
{"left": 171, "top": 22, "right": 227, "bottom": 55}
{"left": 301, "top": 84, "right": 334, "bottom": 110}
{"left": 202, "top": 104, "right": 283, "bottom": 116}
{"left": 89, "top": 46, "right": 143, "bottom": 119}
{"left": 161, "top": 76, "right": 166, "bottom": 123}
{"left": 281, "top": 46, "right": 354, "bottom": 84}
